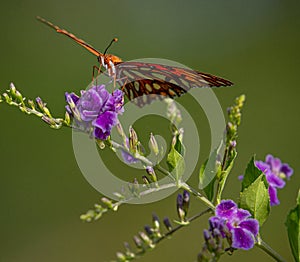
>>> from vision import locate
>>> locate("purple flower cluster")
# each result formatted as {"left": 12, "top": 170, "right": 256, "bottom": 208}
{"left": 207, "top": 200, "right": 259, "bottom": 250}
{"left": 65, "top": 85, "right": 124, "bottom": 140}
{"left": 255, "top": 154, "right": 293, "bottom": 206}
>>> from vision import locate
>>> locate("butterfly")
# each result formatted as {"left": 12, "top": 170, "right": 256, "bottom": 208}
{"left": 36, "top": 16, "right": 233, "bottom": 105}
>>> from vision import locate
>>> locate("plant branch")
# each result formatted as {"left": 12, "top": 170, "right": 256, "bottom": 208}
{"left": 256, "top": 236, "right": 286, "bottom": 262}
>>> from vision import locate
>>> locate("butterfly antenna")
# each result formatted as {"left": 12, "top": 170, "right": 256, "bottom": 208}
{"left": 36, "top": 16, "right": 102, "bottom": 57}
{"left": 36, "top": 16, "right": 61, "bottom": 32}
{"left": 103, "top": 38, "right": 118, "bottom": 55}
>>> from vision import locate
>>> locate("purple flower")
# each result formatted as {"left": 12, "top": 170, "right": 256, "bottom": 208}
{"left": 207, "top": 200, "right": 259, "bottom": 250}
{"left": 65, "top": 84, "right": 124, "bottom": 140}
{"left": 256, "top": 154, "right": 293, "bottom": 206}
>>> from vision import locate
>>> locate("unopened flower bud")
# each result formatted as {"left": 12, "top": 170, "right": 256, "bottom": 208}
{"left": 203, "top": 229, "right": 211, "bottom": 242}
{"left": 207, "top": 236, "right": 217, "bottom": 252}
{"left": 65, "top": 111, "right": 71, "bottom": 125}
{"left": 66, "top": 93, "right": 75, "bottom": 107}
{"left": 163, "top": 217, "right": 172, "bottom": 231}
{"left": 139, "top": 231, "right": 153, "bottom": 247}
{"left": 129, "top": 126, "right": 138, "bottom": 153}
{"left": 42, "top": 106, "right": 52, "bottom": 117}
{"left": 213, "top": 228, "right": 221, "bottom": 239}
{"left": 124, "top": 242, "right": 132, "bottom": 252}
{"left": 182, "top": 190, "right": 190, "bottom": 215}
{"left": 15, "top": 90, "right": 23, "bottom": 103}
{"left": 146, "top": 166, "right": 157, "bottom": 182}
{"left": 142, "top": 176, "right": 151, "bottom": 187}
{"left": 230, "top": 140, "right": 237, "bottom": 148}
{"left": 152, "top": 213, "right": 160, "bottom": 230}
{"left": 177, "top": 194, "right": 185, "bottom": 221}
{"left": 9, "top": 82, "right": 16, "bottom": 96}
{"left": 144, "top": 225, "right": 153, "bottom": 236}
{"left": 171, "top": 135, "right": 177, "bottom": 147}
{"left": 129, "top": 178, "right": 140, "bottom": 197}
{"left": 116, "top": 251, "right": 126, "bottom": 261}
{"left": 227, "top": 106, "right": 232, "bottom": 115}
{"left": 65, "top": 93, "right": 81, "bottom": 120}
{"left": 101, "top": 197, "right": 113, "bottom": 209}
{"left": 123, "top": 242, "right": 134, "bottom": 259}
{"left": 133, "top": 235, "right": 143, "bottom": 249}
{"left": 116, "top": 122, "right": 125, "bottom": 138}
{"left": 2, "top": 92, "right": 11, "bottom": 103}
{"left": 226, "top": 122, "right": 233, "bottom": 132}
{"left": 28, "top": 99, "right": 35, "bottom": 109}
{"left": 236, "top": 94, "right": 245, "bottom": 107}
{"left": 36, "top": 97, "right": 45, "bottom": 110}
{"left": 150, "top": 133, "right": 159, "bottom": 156}
{"left": 113, "top": 192, "right": 125, "bottom": 200}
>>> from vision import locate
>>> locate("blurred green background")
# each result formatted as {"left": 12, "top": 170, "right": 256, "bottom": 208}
{"left": 0, "top": 0, "right": 299, "bottom": 261}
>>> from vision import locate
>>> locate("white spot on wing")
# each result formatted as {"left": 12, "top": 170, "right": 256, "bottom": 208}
{"left": 134, "top": 82, "right": 140, "bottom": 91}
{"left": 145, "top": 84, "right": 152, "bottom": 92}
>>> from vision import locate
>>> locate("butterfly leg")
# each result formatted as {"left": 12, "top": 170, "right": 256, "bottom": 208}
{"left": 92, "top": 64, "right": 105, "bottom": 86}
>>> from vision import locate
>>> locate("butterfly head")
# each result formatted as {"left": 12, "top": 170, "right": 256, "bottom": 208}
{"left": 98, "top": 54, "right": 123, "bottom": 75}
{"left": 104, "top": 54, "right": 123, "bottom": 65}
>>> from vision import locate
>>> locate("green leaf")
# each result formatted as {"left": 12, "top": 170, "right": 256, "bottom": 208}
{"left": 198, "top": 148, "right": 221, "bottom": 201}
{"left": 216, "top": 149, "right": 237, "bottom": 203}
{"left": 285, "top": 189, "right": 300, "bottom": 262}
{"left": 199, "top": 159, "right": 216, "bottom": 201}
{"left": 242, "top": 156, "right": 263, "bottom": 191}
{"left": 167, "top": 145, "right": 185, "bottom": 182}
{"left": 239, "top": 174, "right": 270, "bottom": 226}
{"left": 173, "top": 132, "right": 185, "bottom": 156}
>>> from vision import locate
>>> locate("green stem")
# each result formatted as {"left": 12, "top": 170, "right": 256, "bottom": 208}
{"left": 180, "top": 182, "right": 215, "bottom": 210}
{"left": 156, "top": 165, "right": 215, "bottom": 210}
{"left": 256, "top": 237, "right": 286, "bottom": 262}
{"left": 2, "top": 94, "right": 69, "bottom": 129}
{"left": 154, "top": 208, "right": 211, "bottom": 245}
{"left": 156, "top": 165, "right": 176, "bottom": 182}
{"left": 108, "top": 140, "right": 153, "bottom": 166}
{"left": 108, "top": 140, "right": 215, "bottom": 210}
{"left": 130, "top": 208, "right": 212, "bottom": 259}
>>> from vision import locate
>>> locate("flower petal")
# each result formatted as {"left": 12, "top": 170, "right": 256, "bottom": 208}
{"left": 81, "top": 109, "right": 99, "bottom": 120}
{"left": 215, "top": 200, "right": 237, "bottom": 219}
{"left": 239, "top": 219, "right": 259, "bottom": 236}
{"left": 265, "top": 154, "right": 274, "bottom": 165}
{"left": 94, "top": 128, "right": 111, "bottom": 140}
{"left": 209, "top": 216, "right": 227, "bottom": 238}
{"left": 235, "top": 208, "right": 251, "bottom": 221}
{"left": 268, "top": 185, "right": 280, "bottom": 206}
{"left": 102, "top": 90, "right": 124, "bottom": 114}
{"left": 65, "top": 92, "right": 79, "bottom": 104}
{"left": 271, "top": 158, "right": 282, "bottom": 174}
{"left": 266, "top": 172, "right": 285, "bottom": 188}
{"left": 231, "top": 227, "right": 255, "bottom": 250}
{"left": 281, "top": 164, "right": 293, "bottom": 178}
{"left": 255, "top": 161, "right": 271, "bottom": 175}
{"left": 92, "top": 111, "right": 118, "bottom": 140}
